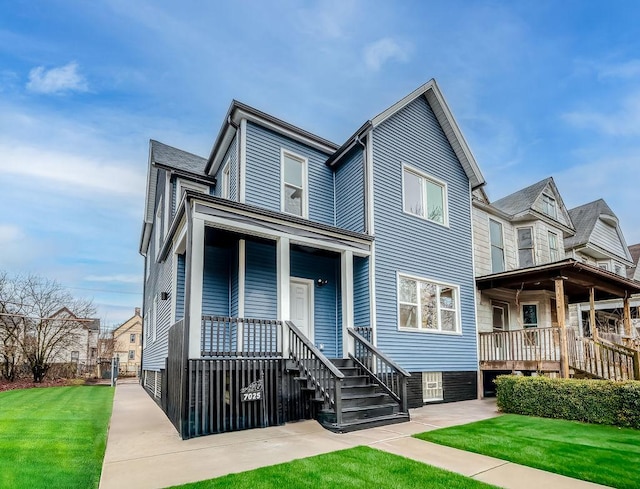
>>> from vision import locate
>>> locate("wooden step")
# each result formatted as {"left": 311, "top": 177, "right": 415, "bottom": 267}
{"left": 329, "top": 358, "right": 355, "bottom": 368}
{"left": 320, "top": 412, "right": 410, "bottom": 433}
{"left": 340, "top": 393, "right": 389, "bottom": 408}
{"left": 341, "top": 375, "right": 370, "bottom": 387}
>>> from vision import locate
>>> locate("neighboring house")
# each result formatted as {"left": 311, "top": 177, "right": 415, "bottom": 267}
{"left": 112, "top": 308, "right": 142, "bottom": 376}
{"left": 140, "top": 79, "right": 486, "bottom": 437}
{"left": 628, "top": 243, "right": 640, "bottom": 282}
{"left": 48, "top": 307, "right": 99, "bottom": 371}
{"left": 473, "top": 180, "right": 640, "bottom": 391}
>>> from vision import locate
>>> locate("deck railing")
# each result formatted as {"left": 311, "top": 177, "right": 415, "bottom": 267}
{"left": 201, "top": 316, "right": 282, "bottom": 357}
{"left": 348, "top": 328, "right": 410, "bottom": 413}
{"left": 567, "top": 329, "right": 639, "bottom": 380}
{"left": 479, "top": 327, "right": 561, "bottom": 364}
{"left": 287, "top": 321, "right": 345, "bottom": 426}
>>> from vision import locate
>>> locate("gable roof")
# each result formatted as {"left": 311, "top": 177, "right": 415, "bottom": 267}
{"left": 327, "top": 79, "right": 485, "bottom": 189}
{"left": 140, "top": 140, "right": 208, "bottom": 254}
{"left": 564, "top": 199, "right": 633, "bottom": 262}
{"left": 492, "top": 178, "right": 552, "bottom": 216}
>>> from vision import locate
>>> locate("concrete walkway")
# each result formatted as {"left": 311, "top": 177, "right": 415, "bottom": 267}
{"left": 100, "top": 382, "right": 607, "bottom": 489}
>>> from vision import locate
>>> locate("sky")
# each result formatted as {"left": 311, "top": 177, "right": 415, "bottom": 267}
{"left": 1, "top": 0, "right": 639, "bottom": 328}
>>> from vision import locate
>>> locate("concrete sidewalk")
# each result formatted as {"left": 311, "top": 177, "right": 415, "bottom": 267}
{"left": 99, "top": 382, "right": 607, "bottom": 489}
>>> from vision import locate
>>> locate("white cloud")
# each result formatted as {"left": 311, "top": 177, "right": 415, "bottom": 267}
{"left": 562, "top": 91, "right": 640, "bottom": 136}
{"left": 363, "top": 38, "right": 411, "bottom": 72}
{"left": 26, "top": 62, "right": 88, "bottom": 94}
{"left": 85, "top": 274, "right": 141, "bottom": 284}
{"left": 0, "top": 144, "right": 144, "bottom": 197}
{"left": 597, "top": 59, "right": 640, "bottom": 80}
{"left": 0, "top": 224, "right": 23, "bottom": 244}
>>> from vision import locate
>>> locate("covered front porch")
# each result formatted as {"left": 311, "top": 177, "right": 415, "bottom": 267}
{"left": 162, "top": 192, "right": 410, "bottom": 438}
{"left": 476, "top": 259, "right": 640, "bottom": 392}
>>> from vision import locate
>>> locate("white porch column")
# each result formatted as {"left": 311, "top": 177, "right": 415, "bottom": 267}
{"left": 237, "top": 239, "right": 246, "bottom": 352}
{"left": 342, "top": 250, "right": 355, "bottom": 357}
{"left": 277, "top": 237, "right": 291, "bottom": 356}
{"left": 188, "top": 217, "right": 205, "bottom": 358}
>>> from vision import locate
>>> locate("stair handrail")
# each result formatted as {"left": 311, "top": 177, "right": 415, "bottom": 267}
{"left": 347, "top": 328, "right": 411, "bottom": 412}
{"left": 286, "top": 321, "right": 345, "bottom": 426}
{"left": 568, "top": 330, "right": 639, "bottom": 380}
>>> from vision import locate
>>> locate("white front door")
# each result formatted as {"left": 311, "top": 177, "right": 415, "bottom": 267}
{"left": 289, "top": 279, "right": 314, "bottom": 341}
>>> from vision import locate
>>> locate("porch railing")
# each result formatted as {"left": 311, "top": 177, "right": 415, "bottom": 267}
{"left": 201, "top": 316, "right": 282, "bottom": 357}
{"left": 353, "top": 326, "right": 373, "bottom": 342}
{"left": 347, "top": 328, "right": 410, "bottom": 413}
{"left": 567, "top": 329, "right": 639, "bottom": 380}
{"left": 479, "top": 327, "right": 561, "bottom": 364}
{"left": 287, "top": 321, "right": 345, "bottom": 426}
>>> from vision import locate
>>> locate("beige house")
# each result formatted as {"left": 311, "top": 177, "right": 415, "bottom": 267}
{"left": 113, "top": 308, "right": 143, "bottom": 376}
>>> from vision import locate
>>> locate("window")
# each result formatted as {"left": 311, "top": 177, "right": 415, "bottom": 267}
{"left": 152, "top": 297, "right": 157, "bottom": 342}
{"left": 489, "top": 219, "right": 505, "bottom": 273}
{"left": 281, "top": 151, "right": 307, "bottom": 217}
{"left": 541, "top": 194, "right": 557, "bottom": 219}
{"left": 522, "top": 304, "right": 538, "bottom": 328}
{"left": 548, "top": 231, "right": 559, "bottom": 262}
{"left": 614, "top": 263, "right": 623, "bottom": 276}
{"left": 422, "top": 372, "right": 443, "bottom": 402}
{"left": 130, "top": 333, "right": 136, "bottom": 343}
{"left": 128, "top": 350, "right": 135, "bottom": 360}
{"left": 492, "top": 301, "right": 509, "bottom": 332}
{"left": 402, "top": 167, "right": 446, "bottom": 225}
{"left": 598, "top": 261, "right": 609, "bottom": 271}
{"left": 398, "top": 274, "right": 459, "bottom": 333}
{"left": 154, "top": 198, "right": 162, "bottom": 259}
{"left": 221, "top": 159, "right": 231, "bottom": 199}
{"left": 517, "top": 227, "right": 535, "bottom": 267}
{"left": 71, "top": 351, "right": 79, "bottom": 362}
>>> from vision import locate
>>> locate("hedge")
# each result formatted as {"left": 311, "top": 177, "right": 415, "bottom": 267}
{"left": 495, "top": 375, "right": 640, "bottom": 429}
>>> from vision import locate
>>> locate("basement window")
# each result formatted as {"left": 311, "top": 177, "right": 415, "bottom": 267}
{"left": 422, "top": 372, "right": 443, "bottom": 402}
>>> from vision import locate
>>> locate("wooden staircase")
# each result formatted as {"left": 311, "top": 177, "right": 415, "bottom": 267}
{"left": 567, "top": 331, "right": 640, "bottom": 381}
{"left": 314, "top": 358, "right": 409, "bottom": 432}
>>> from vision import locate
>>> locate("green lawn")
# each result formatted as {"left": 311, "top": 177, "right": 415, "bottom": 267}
{"left": 0, "top": 385, "right": 114, "bottom": 489}
{"left": 167, "top": 446, "right": 498, "bottom": 489}
{"left": 415, "top": 414, "right": 640, "bottom": 489}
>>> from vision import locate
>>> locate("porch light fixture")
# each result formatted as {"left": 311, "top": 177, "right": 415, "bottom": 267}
{"left": 316, "top": 279, "right": 328, "bottom": 287}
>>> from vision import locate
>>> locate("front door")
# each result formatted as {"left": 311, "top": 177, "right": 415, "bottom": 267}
{"left": 290, "top": 279, "right": 314, "bottom": 341}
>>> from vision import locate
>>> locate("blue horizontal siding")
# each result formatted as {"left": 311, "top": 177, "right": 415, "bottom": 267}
{"left": 335, "top": 148, "right": 365, "bottom": 232}
{"left": 244, "top": 122, "right": 335, "bottom": 226}
{"left": 245, "top": 240, "right": 277, "bottom": 319}
{"left": 372, "top": 95, "right": 477, "bottom": 372}
{"left": 290, "top": 249, "right": 340, "bottom": 357}
{"left": 353, "top": 255, "right": 370, "bottom": 327}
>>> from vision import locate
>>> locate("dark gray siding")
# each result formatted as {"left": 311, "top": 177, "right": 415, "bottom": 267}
{"left": 353, "top": 255, "right": 370, "bottom": 327}
{"left": 290, "top": 249, "right": 341, "bottom": 357}
{"left": 176, "top": 253, "right": 185, "bottom": 320}
{"left": 372, "top": 95, "right": 478, "bottom": 372}
{"left": 244, "top": 122, "right": 335, "bottom": 226}
{"left": 406, "top": 371, "right": 477, "bottom": 408}
{"left": 335, "top": 148, "right": 365, "bottom": 232}
{"left": 245, "top": 240, "right": 277, "bottom": 319}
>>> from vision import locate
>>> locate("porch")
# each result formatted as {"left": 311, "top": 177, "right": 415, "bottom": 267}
{"left": 476, "top": 259, "right": 640, "bottom": 390}
{"left": 162, "top": 316, "right": 410, "bottom": 439}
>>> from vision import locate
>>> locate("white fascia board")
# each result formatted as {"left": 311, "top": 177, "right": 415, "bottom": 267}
{"left": 209, "top": 125, "right": 238, "bottom": 177}
{"left": 192, "top": 210, "right": 370, "bottom": 256}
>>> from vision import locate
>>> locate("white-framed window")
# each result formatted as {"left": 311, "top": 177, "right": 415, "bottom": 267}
{"left": 281, "top": 150, "right": 308, "bottom": 218}
{"left": 598, "top": 261, "right": 610, "bottom": 271}
{"left": 221, "top": 159, "right": 231, "bottom": 199}
{"left": 548, "top": 231, "right": 559, "bottom": 262}
{"left": 152, "top": 297, "right": 157, "bottom": 343}
{"left": 397, "top": 273, "right": 460, "bottom": 333}
{"left": 614, "top": 263, "right": 623, "bottom": 276}
{"left": 128, "top": 350, "right": 135, "bottom": 360}
{"left": 130, "top": 333, "right": 136, "bottom": 343}
{"left": 176, "top": 178, "right": 209, "bottom": 202}
{"left": 154, "top": 199, "right": 163, "bottom": 260}
{"left": 492, "top": 301, "right": 509, "bottom": 332}
{"left": 517, "top": 227, "right": 535, "bottom": 267}
{"left": 143, "top": 308, "right": 150, "bottom": 349}
{"left": 422, "top": 372, "right": 443, "bottom": 402}
{"left": 541, "top": 194, "right": 557, "bottom": 219}
{"left": 71, "top": 351, "right": 79, "bottom": 362}
{"left": 402, "top": 166, "right": 447, "bottom": 225}
{"left": 489, "top": 219, "right": 505, "bottom": 273}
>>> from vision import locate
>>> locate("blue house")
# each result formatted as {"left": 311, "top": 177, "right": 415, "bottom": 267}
{"left": 140, "top": 80, "right": 486, "bottom": 438}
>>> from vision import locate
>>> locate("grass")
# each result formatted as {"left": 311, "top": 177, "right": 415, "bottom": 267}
{"left": 0, "top": 385, "right": 114, "bottom": 489}
{"left": 166, "top": 446, "right": 498, "bottom": 489}
{"left": 414, "top": 414, "right": 640, "bottom": 489}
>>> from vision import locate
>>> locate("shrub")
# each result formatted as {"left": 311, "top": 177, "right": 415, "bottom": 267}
{"left": 495, "top": 375, "right": 640, "bottom": 429}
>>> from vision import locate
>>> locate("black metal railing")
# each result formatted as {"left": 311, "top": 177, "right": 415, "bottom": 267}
{"left": 201, "top": 316, "right": 282, "bottom": 358}
{"left": 287, "top": 321, "right": 345, "bottom": 426}
{"left": 347, "top": 328, "right": 410, "bottom": 413}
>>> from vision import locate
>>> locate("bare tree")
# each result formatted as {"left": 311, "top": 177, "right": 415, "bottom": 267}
{"left": 0, "top": 274, "right": 95, "bottom": 382}
{"left": 0, "top": 273, "right": 23, "bottom": 381}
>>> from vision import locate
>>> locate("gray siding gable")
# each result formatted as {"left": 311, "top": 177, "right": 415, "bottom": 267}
{"left": 371, "top": 95, "right": 477, "bottom": 371}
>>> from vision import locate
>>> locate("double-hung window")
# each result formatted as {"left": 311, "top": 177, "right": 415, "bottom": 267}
{"left": 398, "top": 274, "right": 460, "bottom": 333}
{"left": 548, "top": 231, "right": 559, "bottom": 262}
{"left": 517, "top": 227, "right": 535, "bottom": 267}
{"left": 489, "top": 219, "right": 505, "bottom": 273}
{"left": 541, "top": 194, "right": 557, "bottom": 219}
{"left": 281, "top": 151, "right": 308, "bottom": 218}
{"left": 221, "top": 159, "right": 231, "bottom": 199}
{"left": 402, "top": 166, "right": 447, "bottom": 225}
{"left": 130, "top": 333, "right": 136, "bottom": 343}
